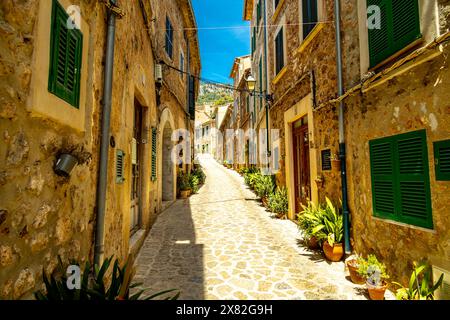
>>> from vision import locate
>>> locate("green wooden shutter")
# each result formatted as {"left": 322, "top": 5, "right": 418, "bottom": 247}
{"left": 367, "top": 0, "right": 421, "bottom": 68}
{"left": 49, "top": 0, "right": 83, "bottom": 108}
{"left": 434, "top": 139, "right": 450, "bottom": 181}
{"left": 256, "top": 1, "right": 261, "bottom": 33}
{"left": 275, "top": 28, "right": 284, "bottom": 74}
{"left": 369, "top": 130, "right": 433, "bottom": 229}
{"left": 395, "top": 130, "right": 433, "bottom": 228}
{"left": 302, "top": 0, "right": 318, "bottom": 39}
{"left": 116, "top": 150, "right": 125, "bottom": 184}
{"left": 258, "top": 59, "right": 263, "bottom": 110}
{"left": 370, "top": 137, "right": 396, "bottom": 219}
{"left": 151, "top": 128, "right": 157, "bottom": 181}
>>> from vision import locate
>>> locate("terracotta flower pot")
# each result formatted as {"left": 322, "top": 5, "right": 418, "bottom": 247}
{"left": 366, "top": 281, "right": 388, "bottom": 300}
{"left": 308, "top": 236, "right": 320, "bottom": 250}
{"left": 322, "top": 241, "right": 344, "bottom": 262}
{"left": 346, "top": 260, "right": 365, "bottom": 284}
{"left": 180, "top": 190, "right": 190, "bottom": 199}
{"left": 262, "top": 197, "right": 268, "bottom": 207}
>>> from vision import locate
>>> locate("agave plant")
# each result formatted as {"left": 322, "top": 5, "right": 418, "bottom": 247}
{"left": 393, "top": 262, "right": 443, "bottom": 300}
{"left": 34, "top": 255, "right": 179, "bottom": 300}
{"left": 254, "top": 174, "right": 275, "bottom": 199}
{"left": 309, "top": 198, "right": 343, "bottom": 246}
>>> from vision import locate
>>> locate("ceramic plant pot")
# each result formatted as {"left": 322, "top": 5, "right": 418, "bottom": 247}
{"left": 346, "top": 260, "right": 366, "bottom": 284}
{"left": 180, "top": 190, "right": 190, "bottom": 199}
{"left": 366, "top": 281, "right": 388, "bottom": 300}
{"left": 323, "top": 241, "right": 344, "bottom": 262}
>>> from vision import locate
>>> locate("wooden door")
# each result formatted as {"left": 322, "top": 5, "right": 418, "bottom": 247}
{"left": 293, "top": 117, "right": 311, "bottom": 213}
{"left": 130, "top": 100, "right": 143, "bottom": 233}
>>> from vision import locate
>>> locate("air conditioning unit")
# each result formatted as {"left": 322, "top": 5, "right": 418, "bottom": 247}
{"left": 155, "top": 63, "right": 162, "bottom": 84}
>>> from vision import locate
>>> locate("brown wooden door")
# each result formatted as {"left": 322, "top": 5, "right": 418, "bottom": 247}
{"left": 293, "top": 117, "right": 310, "bottom": 213}
{"left": 130, "top": 100, "right": 143, "bottom": 233}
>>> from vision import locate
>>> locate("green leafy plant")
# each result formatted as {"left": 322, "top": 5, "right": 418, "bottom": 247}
{"left": 191, "top": 167, "right": 206, "bottom": 185}
{"left": 297, "top": 201, "right": 324, "bottom": 242}
{"left": 268, "top": 187, "right": 288, "bottom": 216}
{"left": 254, "top": 174, "right": 275, "bottom": 200}
{"left": 189, "top": 174, "right": 200, "bottom": 194}
{"left": 309, "top": 198, "right": 343, "bottom": 246}
{"left": 357, "top": 254, "right": 389, "bottom": 285}
{"left": 393, "top": 262, "right": 443, "bottom": 300}
{"left": 34, "top": 255, "right": 179, "bottom": 300}
{"left": 244, "top": 171, "right": 261, "bottom": 190}
{"left": 177, "top": 172, "right": 191, "bottom": 191}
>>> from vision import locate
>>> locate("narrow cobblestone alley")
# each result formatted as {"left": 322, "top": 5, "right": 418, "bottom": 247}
{"left": 135, "top": 155, "right": 382, "bottom": 300}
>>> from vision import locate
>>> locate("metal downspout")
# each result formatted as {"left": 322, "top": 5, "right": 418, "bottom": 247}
{"left": 334, "top": 0, "right": 351, "bottom": 254}
{"left": 263, "top": 0, "right": 270, "bottom": 166}
{"left": 95, "top": 0, "right": 117, "bottom": 266}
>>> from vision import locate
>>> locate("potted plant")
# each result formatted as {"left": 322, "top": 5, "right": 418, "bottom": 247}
{"left": 268, "top": 187, "right": 288, "bottom": 219}
{"left": 177, "top": 172, "right": 191, "bottom": 199}
{"left": 331, "top": 153, "right": 341, "bottom": 172}
{"left": 254, "top": 174, "right": 275, "bottom": 207}
{"left": 393, "top": 262, "right": 444, "bottom": 300}
{"left": 311, "top": 198, "right": 344, "bottom": 262}
{"left": 297, "top": 201, "right": 324, "bottom": 250}
{"left": 346, "top": 255, "right": 366, "bottom": 284}
{"left": 358, "top": 254, "right": 389, "bottom": 300}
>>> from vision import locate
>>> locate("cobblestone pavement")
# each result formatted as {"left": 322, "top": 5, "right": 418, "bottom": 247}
{"left": 135, "top": 155, "right": 390, "bottom": 300}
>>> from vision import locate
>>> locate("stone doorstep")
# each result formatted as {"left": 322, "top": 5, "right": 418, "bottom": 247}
{"left": 129, "top": 229, "right": 146, "bottom": 258}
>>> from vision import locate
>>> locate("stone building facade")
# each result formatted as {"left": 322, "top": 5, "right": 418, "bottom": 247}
{"left": 339, "top": 0, "right": 450, "bottom": 283}
{"left": 0, "top": 0, "right": 200, "bottom": 299}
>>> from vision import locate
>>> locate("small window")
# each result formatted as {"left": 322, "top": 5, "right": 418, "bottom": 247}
{"left": 165, "top": 16, "right": 174, "bottom": 58}
{"left": 302, "top": 0, "right": 318, "bottom": 39}
{"left": 434, "top": 139, "right": 450, "bottom": 181}
{"left": 369, "top": 130, "right": 433, "bottom": 229}
{"left": 274, "top": 0, "right": 281, "bottom": 9}
{"left": 48, "top": 0, "right": 83, "bottom": 108}
{"left": 367, "top": 0, "right": 421, "bottom": 68}
{"left": 275, "top": 27, "right": 284, "bottom": 75}
{"left": 151, "top": 128, "right": 157, "bottom": 181}
{"left": 256, "top": 1, "right": 262, "bottom": 32}
{"left": 116, "top": 150, "right": 125, "bottom": 184}
{"left": 321, "top": 149, "right": 331, "bottom": 171}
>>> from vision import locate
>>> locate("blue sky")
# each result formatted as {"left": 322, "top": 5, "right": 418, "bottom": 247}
{"left": 191, "top": 0, "right": 250, "bottom": 84}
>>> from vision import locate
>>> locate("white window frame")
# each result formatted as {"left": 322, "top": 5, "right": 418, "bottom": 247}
{"left": 273, "top": 15, "right": 287, "bottom": 77}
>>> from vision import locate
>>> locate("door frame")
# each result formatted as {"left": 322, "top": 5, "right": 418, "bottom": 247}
{"left": 292, "top": 119, "right": 311, "bottom": 213}
{"left": 284, "top": 93, "right": 318, "bottom": 220}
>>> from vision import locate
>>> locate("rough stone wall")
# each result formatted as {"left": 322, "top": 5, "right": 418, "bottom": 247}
{"left": 344, "top": 46, "right": 450, "bottom": 284}
{"left": 267, "top": 0, "right": 341, "bottom": 202}
{"left": 0, "top": 0, "right": 100, "bottom": 299}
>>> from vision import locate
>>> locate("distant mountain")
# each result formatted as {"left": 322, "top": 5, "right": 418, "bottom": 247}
{"left": 197, "top": 82, "right": 233, "bottom": 106}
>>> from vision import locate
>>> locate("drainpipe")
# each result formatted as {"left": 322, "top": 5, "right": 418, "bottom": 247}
{"left": 263, "top": 0, "right": 270, "bottom": 168}
{"left": 95, "top": 0, "right": 117, "bottom": 266}
{"left": 334, "top": 0, "right": 351, "bottom": 254}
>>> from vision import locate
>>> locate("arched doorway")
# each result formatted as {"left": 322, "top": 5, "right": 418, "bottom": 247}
{"left": 162, "top": 122, "right": 174, "bottom": 201}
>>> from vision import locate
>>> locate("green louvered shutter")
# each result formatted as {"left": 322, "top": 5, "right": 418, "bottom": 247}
{"left": 434, "top": 139, "right": 450, "bottom": 181}
{"left": 370, "top": 137, "right": 396, "bottom": 220}
{"left": 151, "top": 128, "right": 157, "bottom": 181}
{"left": 367, "top": 0, "right": 421, "bottom": 68}
{"left": 369, "top": 130, "right": 433, "bottom": 229}
{"left": 48, "top": 0, "right": 83, "bottom": 108}
{"left": 395, "top": 130, "right": 432, "bottom": 228}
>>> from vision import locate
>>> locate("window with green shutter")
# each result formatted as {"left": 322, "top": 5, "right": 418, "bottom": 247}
{"left": 302, "top": 0, "right": 318, "bottom": 39}
{"left": 369, "top": 130, "right": 433, "bottom": 229}
{"left": 367, "top": 0, "right": 421, "bottom": 68}
{"left": 258, "top": 58, "right": 263, "bottom": 110}
{"left": 151, "top": 127, "right": 157, "bottom": 181}
{"left": 434, "top": 139, "right": 450, "bottom": 181}
{"left": 48, "top": 0, "right": 83, "bottom": 108}
{"left": 256, "top": 1, "right": 261, "bottom": 33}
{"left": 275, "top": 27, "right": 284, "bottom": 75}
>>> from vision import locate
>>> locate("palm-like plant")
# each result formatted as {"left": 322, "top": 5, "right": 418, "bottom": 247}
{"left": 308, "top": 198, "right": 343, "bottom": 246}
{"left": 34, "top": 255, "right": 179, "bottom": 300}
{"left": 393, "top": 262, "right": 444, "bottom": 300}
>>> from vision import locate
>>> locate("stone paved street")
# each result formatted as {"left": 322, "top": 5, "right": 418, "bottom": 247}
{"left": 135, "top": 155, "right": 380, "bottom": 300}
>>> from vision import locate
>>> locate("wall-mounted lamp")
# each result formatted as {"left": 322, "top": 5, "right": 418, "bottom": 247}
{"left": 54, "top": 154, "right": 78, "bottom": 177}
